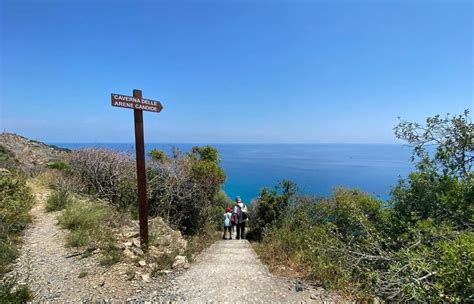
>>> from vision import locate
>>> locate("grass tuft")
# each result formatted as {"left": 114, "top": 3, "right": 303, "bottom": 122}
{"left": 45, "top": 190, "right": 71, "bottom": 212}
{"left": 0, "top": 277, "right": 32, "bottom": 303}
{"left": 58, "top": 200, "right": 122, "bottom": 265}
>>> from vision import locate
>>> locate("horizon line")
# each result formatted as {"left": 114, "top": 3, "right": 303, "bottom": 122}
{"left": 49, "top": 141, "right": 407, "bottom": 146}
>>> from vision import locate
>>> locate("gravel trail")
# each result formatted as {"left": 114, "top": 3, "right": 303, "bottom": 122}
{"left": 170, "top": 239, "right": 341, "bottom": 303}
{"left": 12, "top": 184, "right": 177, "bottom": 303}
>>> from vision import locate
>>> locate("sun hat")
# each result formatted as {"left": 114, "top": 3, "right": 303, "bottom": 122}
{"left": 235, "top": 196, "right": 241, "bottom": 202}
{"left": 226, "top": 207, "right": 231, "bottom": 212}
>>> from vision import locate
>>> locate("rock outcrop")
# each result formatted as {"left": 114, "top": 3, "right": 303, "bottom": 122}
{"left": 0, "top": 132, "right": 69, "bottom": 171}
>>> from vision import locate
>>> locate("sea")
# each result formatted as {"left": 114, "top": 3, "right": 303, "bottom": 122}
{"left": 53, "top": 143, "right": 414, "bottom": 203}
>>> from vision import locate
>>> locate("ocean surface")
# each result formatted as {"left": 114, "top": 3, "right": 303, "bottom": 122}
{"left": 54, "top": 143, "right": 414, "bottom": 202}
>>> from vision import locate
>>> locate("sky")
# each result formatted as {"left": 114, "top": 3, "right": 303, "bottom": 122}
{"left": 1, "top": 0, "right": 472, "bottom": 144}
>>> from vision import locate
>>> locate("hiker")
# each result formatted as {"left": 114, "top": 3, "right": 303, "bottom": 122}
{"left": 223, "top": 207, "right": 232, "bottom": 240}
{"left": 233, "top": 196, "right": 248, "bottom": 239}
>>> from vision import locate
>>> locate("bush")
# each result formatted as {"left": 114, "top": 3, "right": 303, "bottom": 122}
{"left": 247, "top": 180, "right": 297, "bottom": 241}
{"left": 45, "top": 189, "right": 71, "bottom": 212}
{"left": 255, "top": 110, "right": 473, "bottom": 301}
{"left": 58, "top": 200, "right": 122, "bottom": 265}
{"left": 148, "top": 146, "right": 226, "bottom": 234}
{"left": 0, "top": 171, "right": 34, "bottom": 236}
{"left": 69, "top": 148, "right": 137, "bottom": 210}
{"left": 46, "top": 160, "right": 70, "bottom": 171}
{"left": 255, "top": 188, "right": 390, "bottom": 295}
{"left": 0, "top": 170, "right": 34, "bottom": 275}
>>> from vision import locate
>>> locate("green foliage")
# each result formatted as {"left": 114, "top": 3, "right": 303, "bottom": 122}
{"left": 379, "top": 223, "right": 473, "bottom": 302}
{"left": 390, "top": 172, "right": 473, "bottom": 233}
{"left": 0, "top": 171, "right": 34, "bottom": 301}
{"left": 190, "top": 145, "right": 220, "bottom": 163}
{"left": 0, "top": 171, "right": 34, "bottom": 235}
{"left": 45, "top": 189, "right": 72, "bottom": 212}
{"left": 255, "top": 110, "right": 473, "bottom": 302}
{"left": 256, "top": 189, "right": 389, "bottom": 294}
{"left": 149, "top": 149, "right": 168, "bottom": 163}
{"left": 46, "top": 160, "right": 70, "bottom": 171}
{"left": 247, "top": 180, "right": 297, "bottom": 240}
{"left": 148, "top": 146, "right": 226, "bottom": 234}
{"left": 58, "top": 200, "right": 122, "bottom": 265}
{"left": 0, "top": 276, "right": 32, "bottom": 304}
{"left": 0, "top": 171, "right": 34, "bottom": 276}
{"left": 394, "top": 109, "right": 473, "bottom": 178}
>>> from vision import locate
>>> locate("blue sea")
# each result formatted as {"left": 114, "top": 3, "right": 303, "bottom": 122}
{"left": 54, "top": 143, "right": 414, "bottom": 202}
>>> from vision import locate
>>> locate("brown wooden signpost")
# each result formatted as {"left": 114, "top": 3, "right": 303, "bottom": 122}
{"left": 111, "top": 90, "right": 163, "bottom": 249}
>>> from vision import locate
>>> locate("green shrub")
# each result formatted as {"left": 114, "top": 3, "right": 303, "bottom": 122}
{"left": 0, "top": 171, "right": 34, "bottom": 235}
{"left": 0, "top": 276, "right": 32, "bottom": 304}
{"left": 45, "top": 190, "right": 71, "bottom": 212}
{"left": 0, "top": 171, "right": 34, "bottom": 276}
{"left": 255, "top": 110, "right": 473, "bottom": 301}
{"left": 148, "top": 146, "right": 226, "bottom": 235}
{"left": 46, "top": 160, "right": 70, "bottom": 171}
{"left": 247, "top": 180, "right": 297, "bottom": 241}
{"left": 58, "top": 200, "right": 122, "bottom": 265}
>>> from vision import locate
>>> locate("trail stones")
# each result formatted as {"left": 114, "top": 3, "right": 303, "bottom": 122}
{"left": 172, "top": 256, "right": 189, "bottom": 269}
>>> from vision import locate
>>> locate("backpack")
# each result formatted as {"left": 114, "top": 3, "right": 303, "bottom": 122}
{"left": 235, "top": 204, "right": 243, "bottom": 222}
{"left": 242, "top": 209, "right": 248, "bottom": 221}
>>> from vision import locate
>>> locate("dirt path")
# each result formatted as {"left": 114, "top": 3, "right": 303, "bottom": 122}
{"left": 12, "top": 183, "right": 177, "bottom": 302}
{"left": 167, "top": 239, "right": 341, "bottom": 303}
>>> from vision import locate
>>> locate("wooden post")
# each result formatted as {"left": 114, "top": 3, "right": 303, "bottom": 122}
{"left": 133, "top": 89, "right": 148, "bottom": 249}
{"left": 111, "top": 90, "right": 163, "bottom": 249}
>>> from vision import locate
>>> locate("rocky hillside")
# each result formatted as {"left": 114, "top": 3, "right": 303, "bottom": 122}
{"left": 0, "top": 133, "right": 69, "bottom": 170}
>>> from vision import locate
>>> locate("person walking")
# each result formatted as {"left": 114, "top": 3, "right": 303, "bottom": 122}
{"left": 233, "top": 196, "right": 248, "bottom": 239}
{"left": 223, "top": 207, "right": 232, "bottom": 240}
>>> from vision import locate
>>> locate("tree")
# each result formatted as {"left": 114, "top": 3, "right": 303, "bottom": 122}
{"left": 392, "top": 110, "right": 474, "bottom": 229}
{"left": 394, "top": 109, "right": 473, "bottom": 178}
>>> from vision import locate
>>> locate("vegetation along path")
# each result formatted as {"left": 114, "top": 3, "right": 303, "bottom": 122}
{"left": 13, "top": 181, "right": 340, "bottom": 302}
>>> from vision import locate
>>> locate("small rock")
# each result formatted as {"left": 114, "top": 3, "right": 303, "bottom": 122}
{"left": 310, "top": 294, "right": 318, "bottom": 300}
{"left": 141, "top": 274, "right": 151, "bottom": 282}
{"left": 132, "top": 238, "right": 141, "bottom": 248}
{"left": 123, "top": 241, "right": 133, "bottom": 247}
{"left": 295, "top": 283, "right": 304, "bottom": 292}
{"left": 138, "top": 260, "right": 147, "bottom": 267}
{"left": 131, "top": 247, "right": 144, "bottom": 256}
{"left": 123, "top": 248, "right": 135, "bottom": 258}
{"left": 172, "top": 255, "right": 188, "bottom": 269}
{"left": 125, "top": 231, "right": 140, "bottom": 238}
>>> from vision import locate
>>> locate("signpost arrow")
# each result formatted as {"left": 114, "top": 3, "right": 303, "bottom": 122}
{"left": 111, "top": 89, "right": 163, "bottom": 249}
{"left": 111, "top": 93, "right": 163, "bottom": 113}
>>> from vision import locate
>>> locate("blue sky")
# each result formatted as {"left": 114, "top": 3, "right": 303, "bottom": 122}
{"left": 1, "top": 0, "right": 472, "bottom": 143}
